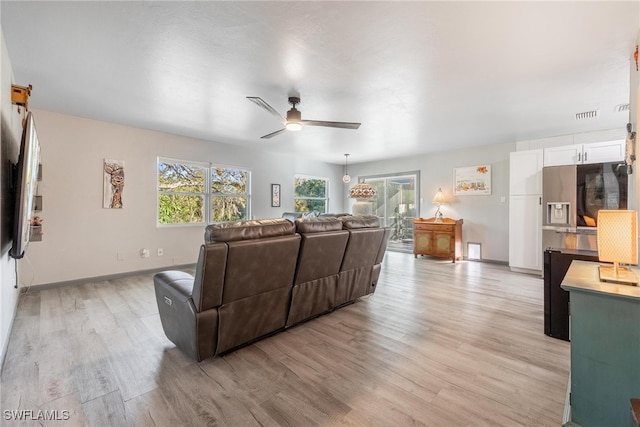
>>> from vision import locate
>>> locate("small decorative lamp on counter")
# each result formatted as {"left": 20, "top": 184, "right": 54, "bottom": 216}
{"left": 350, "top": 182, "right": 378, "bottom": 215}
{"left": 432, "top": 188, "right": 447, "bottom": 223}
{"left": 597, "top": 209, "right": 638, "bottom": 285}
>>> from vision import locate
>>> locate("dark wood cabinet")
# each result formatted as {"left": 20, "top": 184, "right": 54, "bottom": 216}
{"left": 412, "top": 217, "right": 463, "bottom": 262}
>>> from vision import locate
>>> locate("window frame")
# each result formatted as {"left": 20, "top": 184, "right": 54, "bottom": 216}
{"left": 293, "top": 174, "right": 330, "bottom": 214}
{"left": 157, "top": 157, "right": 252, "bottom": 227}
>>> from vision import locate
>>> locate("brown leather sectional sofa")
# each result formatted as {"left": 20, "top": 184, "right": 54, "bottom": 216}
{"left": 153, "top": 215, "right": 390, "bottom": 361}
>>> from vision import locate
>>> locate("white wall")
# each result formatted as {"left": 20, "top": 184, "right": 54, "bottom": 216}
{"left": 346, "top": 142, "right": 514, "bottom": 262}
{"left": 22, "top": 109, "right": 343, "bottom": 286}
{"left": 0, "top": 29, "right": 23, "bottom": 367}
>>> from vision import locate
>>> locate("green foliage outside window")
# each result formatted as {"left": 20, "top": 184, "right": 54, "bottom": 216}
{"left": 158, "top": 160, "right": 250, "bottom": 225}
{"left": 294, "top": 176, "right": 328, "bottom": 213}
{"left": 211, "top": 167, "right": 249, "bottom": 222}
{"left": 158, "top": 162, "right": 206, "bottom": 224}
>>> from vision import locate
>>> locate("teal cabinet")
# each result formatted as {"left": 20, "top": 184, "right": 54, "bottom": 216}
{"left": 562, "top": 260, "right": 640, "bottom": 427}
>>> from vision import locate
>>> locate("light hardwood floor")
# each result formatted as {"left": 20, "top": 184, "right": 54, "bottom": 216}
{"left": 1, "top": 252, "right": 569, "bottom": 426}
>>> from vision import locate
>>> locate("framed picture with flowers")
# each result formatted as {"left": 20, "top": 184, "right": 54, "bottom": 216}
{"left": 271, "top": 183, "right": 281, "bottom": 207}
{"left": 454, "top": 165, "right": 491, "bottom": 195}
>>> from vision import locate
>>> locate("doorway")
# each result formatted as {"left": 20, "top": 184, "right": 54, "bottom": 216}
{"left": 362, "top": 171, "right": 420, "bottom": 253}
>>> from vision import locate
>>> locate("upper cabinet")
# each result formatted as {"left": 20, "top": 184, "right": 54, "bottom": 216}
{"left": 543, "top": 140, "right": 625, "bottom": 167}
{"left": 510, "top": 149, "right": 543, "bottom": 195}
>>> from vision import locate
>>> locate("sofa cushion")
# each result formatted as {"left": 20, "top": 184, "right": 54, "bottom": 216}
{"left": 205, "top": 218, "right": 294, "bottom": 243}
{"left": 281, "top": 212, "right": 302, "bottom": 222}
{"left": 340, "top": 215, "right": 380, "bottom": 229}
{"left": 295, "top": 217, "right": 343, "bottom": 234}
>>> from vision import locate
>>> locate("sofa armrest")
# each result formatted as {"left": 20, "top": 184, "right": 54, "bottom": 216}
{"left": 154, "top": 271, "right": 194, "bottom": 303}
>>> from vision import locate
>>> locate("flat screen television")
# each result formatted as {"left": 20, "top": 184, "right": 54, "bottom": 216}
{"left": 10, "top": 112, "right": 40, "bottom": 259}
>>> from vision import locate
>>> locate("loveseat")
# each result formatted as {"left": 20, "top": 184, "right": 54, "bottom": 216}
{"left": 153, "top": 216, "right": 390, "bottom": 361}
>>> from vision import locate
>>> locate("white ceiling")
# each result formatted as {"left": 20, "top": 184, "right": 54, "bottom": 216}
{"left": 1, "top": 1, "right": 638, "bottom": 164}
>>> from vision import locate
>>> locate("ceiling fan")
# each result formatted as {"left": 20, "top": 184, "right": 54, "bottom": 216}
{"left": 247, "top": 96, "right": 361, "bottom": 139}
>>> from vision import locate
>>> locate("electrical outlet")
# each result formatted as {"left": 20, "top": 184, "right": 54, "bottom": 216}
{"left": 157, "top": 248, "right": 164, "bottom": 256}
{"left": 140, "top": 248, "right": 150, "bottom": 258}
{"left": 117, "top": 252, "right": 124, "bottom": 261}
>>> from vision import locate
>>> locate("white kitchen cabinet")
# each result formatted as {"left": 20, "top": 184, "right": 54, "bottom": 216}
{"left": 510, "top": 149, "right": 543, "bottom": 195}
{"left": 509, "top": 149, "right": 543, "bottom": 273}
{"left": 543, "top": 140, "right": 625, "bottom": 166}
{"left": 509, "top": 194, "right": 542, "bottom": 271}
{"left": 582, "top": 140, "right": 626, "bottom": 164}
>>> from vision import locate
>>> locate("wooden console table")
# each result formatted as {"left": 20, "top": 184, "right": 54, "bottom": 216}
{"left": 412, "top": 217, "right": 463, "bottom": 262}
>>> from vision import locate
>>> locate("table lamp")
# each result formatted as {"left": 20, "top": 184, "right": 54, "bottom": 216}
{"left": 349, "top": 182, "right": 378, "bottom": 215}
{"left": 597, "top": 210, "right": 638, "bottom": 285}
{"left": 432, "top": 188, "right": 446, "bottom": 223}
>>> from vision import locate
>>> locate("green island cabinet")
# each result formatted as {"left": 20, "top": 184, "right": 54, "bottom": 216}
{"left": 561, "top": 260, "right": 640, "bottom": 427}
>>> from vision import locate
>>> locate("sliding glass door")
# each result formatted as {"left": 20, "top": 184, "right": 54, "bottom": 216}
{"left": 363, "top": 171, "right": 420, "bottom": 252}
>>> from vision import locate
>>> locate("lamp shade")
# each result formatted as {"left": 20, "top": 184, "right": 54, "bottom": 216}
{"left": 597, "top": 210, "right": 638, "bottom": 265}
{"left": 349, "top": 182, "right": 377, "bottom": 200}
{"left": 432, "top": 188, "right": 446, "bottom": 204}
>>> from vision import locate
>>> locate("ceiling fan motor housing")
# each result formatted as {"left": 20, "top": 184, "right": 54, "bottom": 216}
{"left": 287, "top": 107, "right": 301, "bottom": 122}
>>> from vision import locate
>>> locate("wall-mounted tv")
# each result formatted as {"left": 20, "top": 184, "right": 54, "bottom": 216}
{"left": 10, "top": 112, "right": 40, "bottom": 259}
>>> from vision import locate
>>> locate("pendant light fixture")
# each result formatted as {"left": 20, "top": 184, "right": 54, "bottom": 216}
{"left": 342, "top": 153, "right": 351, "bottom": 183}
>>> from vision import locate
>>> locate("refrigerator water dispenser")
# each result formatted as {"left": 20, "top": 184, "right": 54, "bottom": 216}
{"left": 546, "top": 202, "right": 570, "bottom": 225}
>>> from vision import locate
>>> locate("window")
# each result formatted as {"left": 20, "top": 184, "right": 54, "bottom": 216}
{"left": 210, "top": 166, "right": 250, "bottom": 222}
{"left": 158, "top": 158, "right": 251, "bottom": 225}
{"left": 158, "top": 160, "right": 207, "bottom": 225}
{"left": 294, "top": 175, "right": 328, "bottom": 213}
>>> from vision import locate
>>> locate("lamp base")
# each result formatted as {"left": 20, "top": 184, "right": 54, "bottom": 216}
{"left": 598, "top": 264, "right": 638, "bottom": 286}
{"left": 352, "top": 200, "right": 372, "bottom": 216}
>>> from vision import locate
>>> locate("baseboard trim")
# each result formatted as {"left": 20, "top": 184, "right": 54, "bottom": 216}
{"left": 464, "top": 257, "right": 508, "bottom": 266}
{"left": 20, "top": 264, "right": 196, "bottom": 293}
{"left": 0, "top": 285, "right": 20, "bottom": 376}
{"left": 510, "top": 266, "right": 543, "bottom": 276}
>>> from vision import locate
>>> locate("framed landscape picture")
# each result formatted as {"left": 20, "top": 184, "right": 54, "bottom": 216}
{"left": 454, "top": 165, "right": 491, "bottom": 195}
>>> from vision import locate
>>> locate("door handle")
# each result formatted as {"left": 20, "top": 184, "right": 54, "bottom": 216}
{"left": 584, "top": 152, "right": 587, "bottom": 162}
{"left": 578, "top": 152, "right": 581, "bottom": 162}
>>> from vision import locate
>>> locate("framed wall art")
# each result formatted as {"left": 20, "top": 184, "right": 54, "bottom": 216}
{"left": 103, "top": 159, "right": 125, "bottom": 208}
{"left": 271, "top": 183, "right": 281, "bottom": 207}
{"left": 454, "top": 164, "right": 491, "bottom": 195}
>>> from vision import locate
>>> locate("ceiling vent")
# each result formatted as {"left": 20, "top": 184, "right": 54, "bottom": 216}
{"left": 575, "top": 110, "right": 600, "bottom": 120}
{"left": 614, "top": 103, "right": 630, "bottom": 113}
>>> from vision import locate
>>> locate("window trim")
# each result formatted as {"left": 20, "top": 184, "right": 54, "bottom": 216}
{"left": 157, "top": 157, "right": 252, "bottom": 227}
{"left": 293, "top": 174, "right": 330, "bottom": 214}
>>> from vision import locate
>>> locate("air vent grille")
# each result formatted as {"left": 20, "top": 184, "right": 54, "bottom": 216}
{"left": 615, "top": 103, "right": 630, "bottom": 113}
{"left": 575, "top": 110, "right": 600, "bottom": 120}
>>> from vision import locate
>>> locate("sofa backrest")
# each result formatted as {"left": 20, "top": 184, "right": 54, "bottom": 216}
{"left": 339, "top": 215, "right": 384, "bottom": 271}
{"left": 203, "top": 218, "right": 300, "bottom": 354}
{"left": 293, "top": 217, "right": 349, "bottom": 286}
{"left": 375, "top": 227, "right": 392, "bottom": 265}
{"left": 192, "top": 243, "right": 228, "bottom": 312}
{"left": 206, "top": 218, "right": 295, "bottom": 242}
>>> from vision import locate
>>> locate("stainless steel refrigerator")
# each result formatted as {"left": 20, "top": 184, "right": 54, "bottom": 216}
{"left": 542, "top": 162, "right": 628, "bottom": 252}
{"left": 542, "top": 165, "right": 589, "bottom": 251}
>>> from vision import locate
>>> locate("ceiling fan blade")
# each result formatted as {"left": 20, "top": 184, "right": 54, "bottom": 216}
{"left": 301, "top": 120, "right": 361, "bottom": 130}
{"left": 247, "top": 97, "right": 286, "bottom": 124}
{"left": 261, "top": 128, "right": 287, "bottom": 139}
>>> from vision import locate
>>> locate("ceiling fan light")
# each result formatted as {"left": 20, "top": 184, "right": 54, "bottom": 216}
{"left": 286, "top": 122, "right": 302, "bottom": 131}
